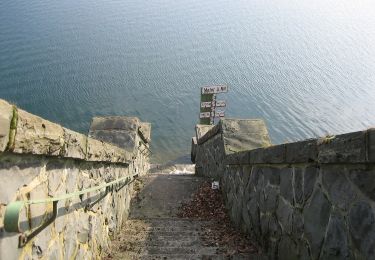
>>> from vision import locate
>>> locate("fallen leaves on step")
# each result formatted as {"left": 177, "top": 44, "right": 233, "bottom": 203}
{"left": 178, "top": 181, "right": 259, "bottom": 257}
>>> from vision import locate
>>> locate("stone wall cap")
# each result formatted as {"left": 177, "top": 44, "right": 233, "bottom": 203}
{"left": 0, "top": 99, "right": 144, "bottom": 164}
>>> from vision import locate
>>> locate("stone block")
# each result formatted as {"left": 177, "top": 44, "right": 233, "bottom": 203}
{"left": 250, "top": 144, "right": 286, "bottom": 164}
{"left": 321, "top": 210, "right": 352, "bottom": 259}
{"left": 303, "top": 186, "right": 331, "bottom": 260}
{"left": 89, "top": 129, "right": 137, "bottom": 153}
{"left": 280, "top": 168, "right": 293, "bottom": 204}
{"left": 29, "top": 182, "right": 49, "bottom": 229}
{"left": 0, "top": 155, "right": 42, "bottom": 202}
{"left": 276, "top": 198, "right": 293, "bottom": 234}
{"left": 247, "top": 197, "right": 261, "bottom": 238}
{"left": 62, "top": 128, "right": 87, "bottom": 159}
{"left": 369, "top": 128, "right": 375, "bottom": 162}
{"left": 225, "top": 151, "right": 250, "bottom": 165}
{"left": 262, "top": 185, "right": 279, "bottom": 213}
{"left": 221, "top": 118, "right": 272, "bottom": 154}
{"left": 139, "top": 122, "right": 151, "bottom": 143}
{"left": 285, "top": 139, "right": 317, "bottom": 163}
{"left": 348, "top": 167, "right": 375, "bottom": 201}
{"left": 278, "top": 236, "right": 299, "bottom": 260}
{"left": 321, "top": 166, "right": 357, "bottom": 211}
{"left": 195, "top": 124, "right": 214, "bottom": 140}
{"left": 317, "top": 131, "right": 367, "bottom": 163}
{"left": 292, "top": 209, "right": 303, "bottom": 238}
{"left": 349, "top": 201, "right": 375, "bottom": 259}
{"left": 86, "top": 137, "right": 130, "bottom": 163}
{"left": 303, "top": 167, "right": 318, "bottom": 203}
{"left": 293, "top": 168, "right": 303, "bottom": 205}
{"left": 90, "top": 116, "right": 139, "bottom": 131}
{"left": 13, "top": 109, "right": 64, "bottom": 156}
{"left": 0, "top": 99, "right": 14, "bottom": 152}
{"left": 262, "top": 167, "right": 280, "bottom": 186}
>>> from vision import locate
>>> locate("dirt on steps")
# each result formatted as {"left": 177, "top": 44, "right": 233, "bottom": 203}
{"left": 104, "top": 172, "right": 264, "bottom": 260}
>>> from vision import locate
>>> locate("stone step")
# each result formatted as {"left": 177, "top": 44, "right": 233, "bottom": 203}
{"left": 125, "top": 218, "right": 211, "bottom": 226}
{"left": 116, "top": 238, "right": 204, "bottom": 248}
{"left": 120, "top": 229, "right": 202, "bottom": 236}
{"left": 112, "top": 253, "right": 263, "bottom": 260}
{"left": 116, "top": 245, "right": 219, "bottom": 255}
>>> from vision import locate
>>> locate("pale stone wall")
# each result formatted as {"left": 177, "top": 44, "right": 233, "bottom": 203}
{"left": 0, "top": 99, "right": 150, "bottom": 259}
{"left": 194, "top": 119, "right": 375, "bottom": 259}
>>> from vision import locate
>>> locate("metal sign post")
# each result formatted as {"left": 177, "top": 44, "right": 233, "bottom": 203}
{"left": 199, "top": 85, "right": 228, "bottom": 125}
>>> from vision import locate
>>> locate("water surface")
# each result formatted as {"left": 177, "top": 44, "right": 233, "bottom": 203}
{"left": 1, "top": 0, "right": 375, "bottom": 162}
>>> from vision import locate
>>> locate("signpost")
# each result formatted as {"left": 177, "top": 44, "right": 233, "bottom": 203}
{"left": 199, "top": 85, "right": 228, "bottom": 125}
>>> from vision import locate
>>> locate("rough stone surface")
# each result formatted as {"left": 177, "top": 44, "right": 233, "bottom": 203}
{"left": 250, "top": 144, "right": 285, "bottom": 164}
{"left": 369, "top": 128, "right": 375, "bottom": 162}
{"left": 285, "top": 139, "right": 317, "bottom": 163}
{"left": 13, "top": 109, "right": 64, "bottom": 156}
{"left": 303, "top": 167, "right": 318, "bottom": 202}
{"left": 139, "top": 122, "right": 151, "bottom": 143}
{"left": 195, "top": 124, "right": 214, "bottom": 140}
{"left": 321, "top": 166, "right": 357, "bottom": 210}
{"left": 89, "top": 116, "right": 145, "bottom": 153}
{"left": 194, "top": 120, "right": 375, "bottom": 259}
{"left": 321, "top": 211, "right": 352, "bottom": 259}
{"left": 348, "top": 167, "right": 375, "bottom": 201}
{"left": 349, "top": 201, "right": 375, "bottom": 259}
{"left": 280, "top": 168, "right": 293, "bottom": 204}
{"left": 293, "top": 168, "right": 303, "bottom": 205}
{"left": 0, "top": 106, "right": 151, "bottom": 260}
{"left": 303, "top": 187, "right": 331, "bottom": 259}
{"left": 0, "top": 99, "right": 13, "bottom": 152}
{"left": 276, "top": 198, "right": 293, "bottom": 234}
{"left": 62, "top": 128, "right": 87, "bottom": 159}
{"left": 278, "top": 236, "right": 299, "bottom": 260}
{"left": 317, "top": 131, "right": 367, "bottom": 163}
{"left": 90, "top": 116, "right": 139, "bottom": 132}
{"left": 221, "top": 119, "right": 271, "bottom": 154}
{"left": 86, "top": 137, "right": 131, "bottom": 163}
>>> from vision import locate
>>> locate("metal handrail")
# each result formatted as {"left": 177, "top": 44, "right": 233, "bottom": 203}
{"left": 3, "top": 173, "right": 138, "bottom": 247}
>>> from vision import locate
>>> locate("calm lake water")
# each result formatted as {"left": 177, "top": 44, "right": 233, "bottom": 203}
{"left": 1, "top": 0, "right": 375, "bottom": 162}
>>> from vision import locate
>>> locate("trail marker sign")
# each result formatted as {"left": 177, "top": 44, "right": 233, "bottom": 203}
{"left": 201, "top": 85, "right": 228, "bottom": 95}
{"left": 199, "top": 85, "right": 228, "bottom": 125}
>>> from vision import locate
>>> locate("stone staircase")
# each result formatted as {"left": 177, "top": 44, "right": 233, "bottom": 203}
{"left": 105, "top": 171, "right": 262, "bottom": 260}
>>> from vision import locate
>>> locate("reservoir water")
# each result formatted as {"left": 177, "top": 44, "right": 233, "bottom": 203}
{"left": 1, "top": 0, "right": 375, "bottom": 162}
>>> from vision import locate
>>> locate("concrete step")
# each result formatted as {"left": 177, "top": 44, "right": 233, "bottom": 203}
{"left": 118, "top": 238, "right": 202, "bottom": 247}
{"left": 112, "top": 253, "right": 264, "bottom": 260}
{"left": 117, "top": 245, "right": 218, "bottom": 255}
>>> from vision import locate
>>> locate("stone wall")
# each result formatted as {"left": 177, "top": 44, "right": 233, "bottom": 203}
{"left": 0, "top": 99, "right": 151, "bottom": 259}
{"left": 194, "top": 118, "right": 375, "bottom": 259}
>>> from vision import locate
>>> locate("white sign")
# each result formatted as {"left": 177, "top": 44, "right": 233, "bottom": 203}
{"left": 215, "top": 100, "right": 226, "bottom": 107}
{"left": 201, "top": 102, "right": 212, "bottom": 108}
{"left": 200, "top": 100, "right": 226, "bottom": 108}
{"left": 201, "top": 85, "right": 228, "bottom": 95}
{"left": 199, "top": 112, "right": 211, "bottom": 118}
{"left": 212, "top": 181, "right": 220, "bottom": 190}
{"left": 215, "top": 110, "right": 225, "bottom": 118}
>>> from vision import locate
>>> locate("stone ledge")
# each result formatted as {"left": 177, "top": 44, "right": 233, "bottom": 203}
{"left": 367, "top": 128, "right": 375, "bottom": 163}
{"left": 62, "top": 128, "right": 87, "bottom": 160}
{"left": 224, "top": 129, "right": 374, "bottom": 165}
{"left": 139, "top": 122, "right": 151, "bottom": 144}
{"left": 13, "top": 109, "right": 65, "bottom": 156}
{"left": 0, "top": 100, "right": 14, "bottom": 152}
{"left": 86, "top": 137, "right": 132, "bottom": 164}
{"left": 317, "top": 131, "right": 367, "bottom": 163}
{"left": 286, "top": 139, "right": 317, "bottom": 163}
{"left": 197, "top": 123, "right": 221, "bottom": 145}
{"left": 0, "top": 99, "right": 139, "bottom": 164}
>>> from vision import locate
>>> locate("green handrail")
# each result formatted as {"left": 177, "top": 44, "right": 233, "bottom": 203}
{"left": 3, "top": 173, "right": 138, "bottom": 247}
